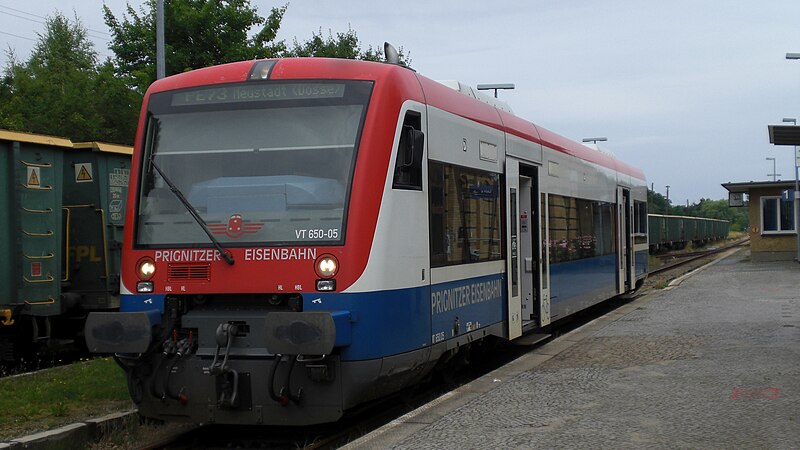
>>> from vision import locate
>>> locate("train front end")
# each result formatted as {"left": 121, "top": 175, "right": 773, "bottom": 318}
{"left": 85, "top": 59, "right": 420, "bottom": 425}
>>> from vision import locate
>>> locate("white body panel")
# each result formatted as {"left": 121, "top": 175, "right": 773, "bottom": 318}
{"left": 347, "top": 101, "right": 430, "bottom": 293}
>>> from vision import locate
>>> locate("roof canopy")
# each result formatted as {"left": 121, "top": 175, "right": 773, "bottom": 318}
{"left": 721, "top": 180, "right": 796, "bottom": 193}
{"left": 768, "top": 125, "right": 800, "bottom": 145}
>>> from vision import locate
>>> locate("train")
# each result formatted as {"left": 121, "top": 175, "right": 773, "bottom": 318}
{"left": 0, "top": 130, "right": 131, "bottom": 361}
{"left": 647, "top": 214, "right": 729, "bottom": 253}
{"left": 85, "top": 53, "right": 648, "bottom": 426}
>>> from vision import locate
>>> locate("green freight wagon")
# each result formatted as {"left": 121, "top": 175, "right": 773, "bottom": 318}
{"left": 648, "top": 213, "right": 730, "bottom": 254}
{"left": 664, "top": 215, "right": 685, "bottom": 249}
{"left": 648, "top": 214, "right": 665, "bottom": 252}
{"left": 684, "top": 216, "right": 699, "bottom": 242}
{"left": 647, "top": 214, "right": 685, "bottom": 252}
{"left": 712, "top": 219, "right": 730, "bottom": 240}
{"left": 0, "top": 130, "right": 131, "bottom": 359}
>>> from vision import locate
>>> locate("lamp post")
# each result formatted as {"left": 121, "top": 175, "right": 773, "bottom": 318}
{"left": 782, "top": 116, "right": 800, "bottom": 262}
{"left": 766, "top": 157, "right": 781, "bottom": 181}
{"left": 476, "top": 83, "right": 515, "bottom": 98}
{"left": 156, "top": 0, "right": 165, "bottom": 79}
{"left": 581, "top": 137, "right": 608, "bottom": 145}
{"left": 665, "top": 185, "right": 670, "bottom": 204}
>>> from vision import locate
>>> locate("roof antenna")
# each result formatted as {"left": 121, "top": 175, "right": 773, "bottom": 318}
{"left": 384, "top": 42, "right": 400, "bottom": 65}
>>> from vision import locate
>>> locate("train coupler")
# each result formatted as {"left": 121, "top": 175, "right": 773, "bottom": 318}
{"left": 209, "top": 322, "right": 238, "bottom": 375}
{"left": 209, "top": 322, "right": 244, "bottom": 408}
{"left": 216, "top": 368, "right": 240, "bottom": 408}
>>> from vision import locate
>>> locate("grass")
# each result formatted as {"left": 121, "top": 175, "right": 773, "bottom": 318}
{"left": 655, "top": 281, "right": 670, "bottom": 289}
{"left": 0, "top": 358, "right": 133, "bottom": 441}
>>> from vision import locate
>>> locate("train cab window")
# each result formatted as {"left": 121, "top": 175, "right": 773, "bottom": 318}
{"left": 392, "top": 111, "right": 424, "bottom": 190}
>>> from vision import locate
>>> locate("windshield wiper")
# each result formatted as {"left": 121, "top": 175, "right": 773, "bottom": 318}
{"left": 147, "top": 157, "right": 235, "bottom": 266}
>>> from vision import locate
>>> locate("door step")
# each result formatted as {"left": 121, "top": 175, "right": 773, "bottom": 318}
{"left": 511, "top": 333, "right": 551, "bottom": 346}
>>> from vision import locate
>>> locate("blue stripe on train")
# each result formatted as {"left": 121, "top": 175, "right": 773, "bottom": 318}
{"left": 306, "top": 273, "right": 505, "bottom": 361}
{"left": 635, "top": 249, "right": 648, "bottom": 276}
{"left": 119, "top": 254, "right": 636, "bottom": 362}
{"left": 549, "top": 254, "right": 617, "bottom": 303}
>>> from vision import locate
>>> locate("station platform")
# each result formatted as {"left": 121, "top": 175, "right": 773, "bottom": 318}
{"left": 346, "top": 248, "right": 800, "bottom": 449}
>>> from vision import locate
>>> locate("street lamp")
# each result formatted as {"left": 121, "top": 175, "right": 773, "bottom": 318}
{"left": 782, "top": 116, "right": 800, "bottom": 262}
{"left": 665, "top": 185, "right": 670, "bottom": 204}
{"left": 766, "top": 157, "right": 781, "bottom": 181}
{"left": 582, "top": 137, "right": 608, "bottom": 144}
{"left": 476, "top": 83, "right": 515, "bottom": 98}
{"left": 780, "top": 53, "right": 799, "bottom": 262}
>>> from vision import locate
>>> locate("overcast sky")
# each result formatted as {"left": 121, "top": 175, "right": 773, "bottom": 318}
{"left": 2, "top": 1, "right": 800, "bottom": 204}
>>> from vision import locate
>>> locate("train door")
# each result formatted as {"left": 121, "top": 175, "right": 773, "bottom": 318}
{"left": 519, "top": 175, "right": 534, "bottom": 327}
{"left": 616, "top": 187, "right": 634, "bottom": 294}
{"left": 507, "top": 158, "right": 547, "bottom": 338}
{"left": 505, "top": 158, "right": 522, "bottom": 339}
{"left": 519, "top": 165, "right": 548, "bottom": 328}
{"left": 538, "top": 190, "right": 551, "bottom": 326}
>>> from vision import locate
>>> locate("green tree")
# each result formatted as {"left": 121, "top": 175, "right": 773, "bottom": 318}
{"left": 285, "top": 28, "right": 410, "bottom": 65}
{"left": 104, "top": 0, "right": 287, "bottom": 93}
{"left": 92, "top": 61, "right": 141, "bottom": 144}
{"left": 647, "top": 189, "right": 670, "bottom": 214}
{"left": 0, "top": 13, "right": 140, "bottom": 144}
{"left": 1, "top": 13, "right": 101, "bottom": 141}
{"left": 0, "top": 54, "right": 20, "bottom": 130}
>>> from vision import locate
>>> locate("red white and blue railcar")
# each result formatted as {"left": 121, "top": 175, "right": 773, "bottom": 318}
{"left": 86, "top": 57, "right": 648, "bottom": 425}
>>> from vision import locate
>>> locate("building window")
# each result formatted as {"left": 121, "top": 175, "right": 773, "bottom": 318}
{"left": 761, "top": 193, "right": 795, "bottom": 234}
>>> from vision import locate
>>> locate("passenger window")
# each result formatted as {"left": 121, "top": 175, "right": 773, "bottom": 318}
{"left": 392, "top": 111, "right": 424, "bottom": 190}
{"left": 429, "top": 161, "right": 502, "bottom": 267}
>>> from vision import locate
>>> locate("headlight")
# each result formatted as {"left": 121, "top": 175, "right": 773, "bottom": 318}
{"left": 315, "top": 255, "right": 338, "bottom": 278}
{"left": 137, "top": 257, "right": 156, "bottom": 280}
{"left": 137, "top": 281, "right": 154, "bottom": 293}
{"left": 316, "top": 279, "right": 336, "bottom": 291}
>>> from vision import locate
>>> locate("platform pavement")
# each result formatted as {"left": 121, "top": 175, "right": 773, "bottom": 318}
{"left": 345, "top": 248, "right": 800, "bottom": 449}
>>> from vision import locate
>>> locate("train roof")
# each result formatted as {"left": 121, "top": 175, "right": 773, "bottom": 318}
{"left": 0, "top": 129, "right": 72, "bottom": 148}
{"left": 434, "top": 80, "right": 514, "bottom": 113}
{"left": 73, "top": 141, "right": 134, "bottom": 155}
{"left": 0, "top": 129, "right": 133, "bottom": 155}
{"left": 146, "top": 58, "right": 645, "bottom": 181}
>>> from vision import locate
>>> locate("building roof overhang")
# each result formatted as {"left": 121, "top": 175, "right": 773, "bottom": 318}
{"left": 721, "top": 180, "right": 797, "bottom": 193}
{"left": 768, "top": 125, "right": 800, "bottom": 145}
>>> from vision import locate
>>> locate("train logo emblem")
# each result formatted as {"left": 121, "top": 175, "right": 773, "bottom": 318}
{"left": 208, "top": 214, "right": 263, "bottom": 238}
{"left": 228, "top": 214, "right": 242, "bottom": 235}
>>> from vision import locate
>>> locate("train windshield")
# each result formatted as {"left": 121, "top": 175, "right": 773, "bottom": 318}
{"left": 135, "top": 80, "right": 372, "bottom": 247}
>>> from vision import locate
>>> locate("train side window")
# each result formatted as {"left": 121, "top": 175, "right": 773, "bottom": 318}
{"left": 392, "top": 111, "right": 424, "bottom": 190}
{"left": 547, "top": 194, "right": 615, "bottom": 264}
{"left": 633, "top": 201, "right": 647, "bottom": 234}
{"left": 429, "top": 161, "right": 502, "bottom": 267}
{"left": 633, "top": 200, "right": 648, "bottom": 245}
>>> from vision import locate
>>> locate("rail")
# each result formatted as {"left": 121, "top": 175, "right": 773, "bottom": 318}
{"left": 649, "top": 237, "right": 749, "bottom": 276}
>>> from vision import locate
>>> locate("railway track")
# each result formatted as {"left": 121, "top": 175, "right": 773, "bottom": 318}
{"left": 649, "top": 237, "right": 749, "bottom": 276}
{"left": 135, "top": 341, "right": 529, "bottom": 449}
